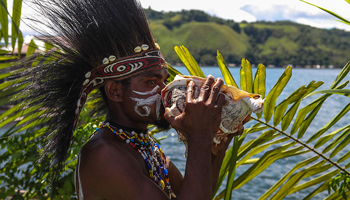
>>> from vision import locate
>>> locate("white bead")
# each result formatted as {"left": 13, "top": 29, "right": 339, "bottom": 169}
{"left": 119, "top": 129, "right": 123, "bottom": 133}
{"left": 155, "top": 43, "right": 160, "bottom": 49}
{"left": 85, "top": 71, "right": 91, "bottom": 78}
{"left": 109, "top": 55, "right": 116, "bottom": 62}
{"left": 131, "top": 131, "right": 135, "bottom": 135}
{"left": 126, "top": 139, "right": 130, "bottom": 143}
{"left": 141, "top": 44, "right": 149, "bottom": 50}
{"left": 102, "top": 57, "right": 109, "bottom": 65}
{"left": 134, "top": 46, "right": 141, "bottom": 53}
{"left": 83, "top": 79, "right": 89, "bottom": 86}
{"left": 105, "top": 122, "right": 110, "bottom": 126}
{"left": 75, "top": 108, "right": 79, "bottom": 115}
{"left": 140, "top": 133, "right": 144, "bottom": 137}
{"left": 77, "top": 99, "right": 81, "bottom": 107}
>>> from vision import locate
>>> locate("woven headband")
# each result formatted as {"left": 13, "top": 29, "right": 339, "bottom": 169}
{"left": 72, "top": 49, "right": 167, "bottom": 132}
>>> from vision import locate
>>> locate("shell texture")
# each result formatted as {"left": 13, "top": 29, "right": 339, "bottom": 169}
{"left": 161, "top": 75, "right": 265, "bottom": 155}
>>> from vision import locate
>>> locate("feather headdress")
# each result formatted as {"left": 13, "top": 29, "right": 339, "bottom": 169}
{"left": 13, "top": 0, "right": 165, "bottom": 174}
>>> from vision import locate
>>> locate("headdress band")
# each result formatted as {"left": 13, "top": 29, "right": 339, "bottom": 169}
{"left": 72, "top": 49, "right": 167, "bottom": 132}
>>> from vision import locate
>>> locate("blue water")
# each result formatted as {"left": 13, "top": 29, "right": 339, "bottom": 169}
{"left": 157, "top": 67, "right": 350, "bottom": 199}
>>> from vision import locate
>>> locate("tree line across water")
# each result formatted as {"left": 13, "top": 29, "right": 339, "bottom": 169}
{"left": 145, "top": 8, "right": 350, "bottom": 68}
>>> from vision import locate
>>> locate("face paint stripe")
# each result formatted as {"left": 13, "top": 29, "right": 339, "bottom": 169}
{"left": 133, "top": 85, "right": 160, "bottom": 96}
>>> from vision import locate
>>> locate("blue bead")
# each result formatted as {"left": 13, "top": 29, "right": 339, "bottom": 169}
{"left": 131, "top": 139, "right": 134, "bottom": 142}
{"left": 141, "top": 142, "right": 144, "bottom": 145}
{"left": 156, "top": 144, "right": 160, "bottom": 148}
{"left": 96, "top": 128, "right": 99, "bottom": 131}
{"left": 147, "top": 163, "right": 152, "bottom": 169}
{"left": 113, "top": 130, "right": 116, "bottom": 133}
{"left": 163, "top": 168, "right": 168, "bottom": 174}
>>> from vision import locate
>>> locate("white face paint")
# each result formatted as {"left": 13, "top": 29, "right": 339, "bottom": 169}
{"left": 131, "top": 85, "right": 162, "bottom": 120}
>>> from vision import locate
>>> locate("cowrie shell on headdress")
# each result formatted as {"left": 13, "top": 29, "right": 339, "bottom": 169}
{"left": 109, "top": 55, "right": 116, "bottom": 62}
{"left": 77, "top": 99, "right": 81, "bottom": 107}
{"left": 75, "top": 108, "right": 79, "bottom": 115}
{"left": 141, "top": 44, "right": 149, "bottom": 51}
{"left": 134, "top": 46, "right": 142, "bottom": 53}
{"left": 155, "top": 43, "right": 160, "bottom": 50}
{"left": 85, "top": 71, "right": 91, "bottom": 78}
{"left": 83, "top": 79, "right": 89, "bottom": 86}
{"left": 102, "top": 57, "right": 109, "bottom": 65}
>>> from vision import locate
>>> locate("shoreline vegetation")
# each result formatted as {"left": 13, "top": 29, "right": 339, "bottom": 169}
{"left": 145, "top": 8, "right": 350, "bottom": 69}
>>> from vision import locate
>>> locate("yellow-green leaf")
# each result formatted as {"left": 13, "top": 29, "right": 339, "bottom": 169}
{"left": 174, "top": 46, "right": 205, "bottom": 77}
{"left": 240, "top": 58, "right": 253, "bottom": 93}
{"left": 0, "top": 0, "right": 9, "bottom": 46}
{"left": 217, "top": 50, "right": 238, "bottom": 88}
{"left": 263, "top": 66, "right": 292, "bottom": 123}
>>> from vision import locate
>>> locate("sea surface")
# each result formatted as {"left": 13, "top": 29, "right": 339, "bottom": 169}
{"left": 157, "top": 66, "right": 350, "bottom": 199}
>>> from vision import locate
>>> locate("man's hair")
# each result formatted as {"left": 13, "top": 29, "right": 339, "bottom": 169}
{"left": 15, "top": 0, "right": 157, "bottom": 177}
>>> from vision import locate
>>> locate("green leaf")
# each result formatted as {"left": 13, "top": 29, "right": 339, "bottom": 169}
{"left": 166, "top": 63, "right": 182, "bottom": 81}
{"left": 288, "top": 169, "right": 339, "bottom": 195}
{"left": 11, "top": 0, "right": 23, "bottom": 53}
{"left": 281, "top": 81, "right": 323, "bottom": 131}
{"left": 263, "top": 66, "right": 292, "bottom": 123}
{"left": 273, "top": 85, "right": 307, "bottom": 126}
{"left": 301, "top": 1, "right": 350, "bottom": 25}
{"left": 307, "top": 103, "right": 350, "bottom": 143}
{"left": 291, "top": 81, "right": 348, "bottom": 135}
{"left": 330, "top": 61, "right": 350, "bottom": 89}
{"left": 217, "top": 50, "right": 238, "bottom": 88}
{"left": 304, "top": 89, "right": 350, "bottom": 99}
{"left": 0, "top": 0, "right": 9, "bottom": 46}
{"left": 259, "top": 156, "right": 319, "bottom": 200}
{"left": 329, "top": 131, "right": 350, "bottom": 158}
{"left": 297, "top": 100, "right": 324, "bottom": 139}
{"left": 314, "top": 124, "right": 350, "bottom": 148}
{"left": 224, "top": 137, "right": 239, "bottom": 200}
{"left": 337, "top": 150, "right": 350, "bottom": 163}
{"left": 253, "top": 63, "right": 266, "bottom": 119}
{"left": 174, "top": 46, "right": 205, "bottom": 78}
{"left": 322, "top": 127, "right": 350, "bottom": 154}
{"left": 240, "top": 58, "right": 253, "bottom": 93}
{"left": 26, "top": 39, "right": 38, "bottom": 57}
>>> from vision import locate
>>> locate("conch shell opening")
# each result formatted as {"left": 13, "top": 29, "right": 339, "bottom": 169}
{"left": 161, "top": 75, "right": 265, "bottom": 157}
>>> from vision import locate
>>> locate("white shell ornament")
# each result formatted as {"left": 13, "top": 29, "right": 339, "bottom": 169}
{"left": 161, "top": 75, "right": 265, "bottom": 157}
{"left": 141, "top": 44, "right": 149, "bottom": 51}
{"left": 83, "top": 79, "right": 89, "bottom": 86}
{"left": 102, "top": 57, "right": 109, "bottom": 65}
{"left": 85, "top": 71, "right": 91, "bottom": 78}
{"left": 155, "top": 43, "right": 160, "bottom": 50}
{"left": 134, "top": 46, "right": 142, "bottom": 53}
{"left": 109, "top": 55, "right": 116, "bottom": 62}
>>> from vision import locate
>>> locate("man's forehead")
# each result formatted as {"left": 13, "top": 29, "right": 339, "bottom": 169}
{"left": 137, "top": 68, "right": 169, "bottom": 78}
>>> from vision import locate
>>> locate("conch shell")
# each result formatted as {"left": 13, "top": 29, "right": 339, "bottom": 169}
{"left": 161, "top": 75, "right": 265, "bottom": 155}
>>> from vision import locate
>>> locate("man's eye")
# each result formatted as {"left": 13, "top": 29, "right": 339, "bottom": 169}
{"left": 147, "top": 80, "right": 156, "bottom": 84}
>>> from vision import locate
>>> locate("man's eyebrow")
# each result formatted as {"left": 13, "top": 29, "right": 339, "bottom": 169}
{"left": 143, "top": 72, "right": 170, "bottom": 79}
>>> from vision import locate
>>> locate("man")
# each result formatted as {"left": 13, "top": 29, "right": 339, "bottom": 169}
{"left": 23, "top": 0, "right": 245, "bottom": 199}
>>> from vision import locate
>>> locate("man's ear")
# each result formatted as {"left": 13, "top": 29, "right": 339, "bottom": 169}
{"left": 104, "top": 81, "right": 123, "bottom": 102}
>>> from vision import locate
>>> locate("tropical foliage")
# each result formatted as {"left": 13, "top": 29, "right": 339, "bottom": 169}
{"left": 1, "top": 0, "right": 350, "bottom": 200}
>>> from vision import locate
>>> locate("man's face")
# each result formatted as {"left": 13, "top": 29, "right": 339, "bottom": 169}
{"left": 120, "top": 68, "right": 171, "bottom": 130}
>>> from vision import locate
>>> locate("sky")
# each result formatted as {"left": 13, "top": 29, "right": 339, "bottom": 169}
{"left": 140, "top": 0, "right": 350, "bottom": 31}
{"left": 7, "top": 0, "right": 350, "bottom": 41}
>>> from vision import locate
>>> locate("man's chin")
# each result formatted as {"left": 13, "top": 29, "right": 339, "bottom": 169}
{"left": 155, "top": 117, "right": 171, "bottom": 131}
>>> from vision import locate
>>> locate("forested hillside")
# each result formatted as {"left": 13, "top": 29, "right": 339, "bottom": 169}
{"left": 145, "top": 8, "right": 350, "bottom": 68}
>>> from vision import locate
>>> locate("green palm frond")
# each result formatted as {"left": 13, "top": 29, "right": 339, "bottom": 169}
{"left": 170, "top": 46, "right": 350, "bottom": 200}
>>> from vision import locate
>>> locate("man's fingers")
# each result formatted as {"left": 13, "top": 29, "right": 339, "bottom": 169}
{"left": 198, "top": 75, "right": 214, "bottom": 102}
{"left": 186, "top": 81, "right": 195, "bottom": 103}
{"left": 208, "top": 78, "right": 224, "bottom": 104}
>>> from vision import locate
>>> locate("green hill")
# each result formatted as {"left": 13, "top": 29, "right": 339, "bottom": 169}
{"left": 145, "top": 9, "right": 350, "bottom": 68}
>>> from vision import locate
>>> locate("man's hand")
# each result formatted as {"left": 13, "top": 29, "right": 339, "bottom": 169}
{"left": 211, "top": 115, "right": 250, "bottom": 157}
{"left": 164, "top": 75, "right": 226, "bottom": 146}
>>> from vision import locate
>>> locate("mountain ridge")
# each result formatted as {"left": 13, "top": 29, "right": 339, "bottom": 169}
{"left": 145, "top": 8, "right": 350, "bottom": 68}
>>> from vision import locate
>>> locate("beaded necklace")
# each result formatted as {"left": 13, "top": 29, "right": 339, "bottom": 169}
{"left": 92, "top": 121, "right": 176, "bottom": 199}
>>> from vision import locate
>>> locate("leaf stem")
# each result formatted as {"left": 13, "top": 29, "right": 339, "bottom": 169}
{"left": 251, "top": 116, "right": 350, "bottom": 175}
